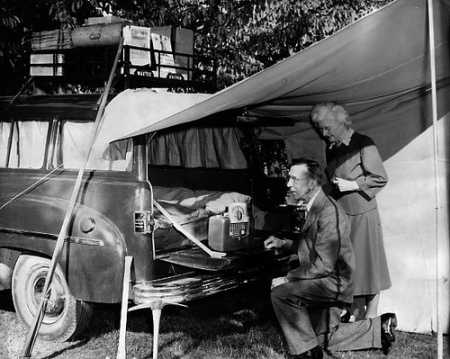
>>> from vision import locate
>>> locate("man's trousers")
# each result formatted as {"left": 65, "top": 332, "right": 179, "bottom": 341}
{"left": 271, "top": 281, "right": 383, "bottom": 355}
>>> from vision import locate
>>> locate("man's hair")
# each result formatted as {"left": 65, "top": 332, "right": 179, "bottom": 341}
{"left": 290, "top": 157, "right": 322, "bottom": 184}
{"left": 310, "top": 102, "right": 351, "bottom": 127}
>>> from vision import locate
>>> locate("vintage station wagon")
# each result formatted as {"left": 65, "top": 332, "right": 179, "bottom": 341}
{"left": 0, "top": 90, "right": 291, "bottom": 342}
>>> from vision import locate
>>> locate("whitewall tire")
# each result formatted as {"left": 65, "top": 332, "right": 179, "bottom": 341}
{"left": 11, "top": 255, "right": 93, "bottom": 341}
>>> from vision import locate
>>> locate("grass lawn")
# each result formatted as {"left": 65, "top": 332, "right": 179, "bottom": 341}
{"left": 0, "top": 284, "right": 448, "bottom": 359}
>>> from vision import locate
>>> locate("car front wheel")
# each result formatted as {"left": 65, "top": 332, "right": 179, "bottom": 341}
{"left": 11, "top": 254, "right": 93, "bottom": 341}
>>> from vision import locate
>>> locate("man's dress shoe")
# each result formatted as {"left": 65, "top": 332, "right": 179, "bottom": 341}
{"left": 381, "top": 313, "right": 397, "bottom": 355}
{"left": 290, "top": 345, "right": 323, "bottom": 359}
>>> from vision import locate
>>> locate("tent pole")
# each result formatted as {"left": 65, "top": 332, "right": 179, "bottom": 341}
{"left": 18, "top": 38, "right": 124, "bottom": 359}
{"left": 427, "top": 1, "right": 442, "bottom": 358}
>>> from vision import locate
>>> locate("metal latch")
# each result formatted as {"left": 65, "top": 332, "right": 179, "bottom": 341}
{"left": 134, "top": 211, "right": 154, "bottom": 234}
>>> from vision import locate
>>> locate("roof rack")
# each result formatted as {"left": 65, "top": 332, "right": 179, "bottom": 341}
{"left": 24, "top": 24, "right": 217, "bottom": 94}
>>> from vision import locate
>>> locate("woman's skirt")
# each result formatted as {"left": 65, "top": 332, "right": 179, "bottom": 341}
{"left": 348, "top": 208, "right": 392, "bottom": 295}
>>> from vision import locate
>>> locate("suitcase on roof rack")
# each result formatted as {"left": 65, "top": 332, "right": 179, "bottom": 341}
{"left": 72, "top": 22, "right": 128, "bottom": 48}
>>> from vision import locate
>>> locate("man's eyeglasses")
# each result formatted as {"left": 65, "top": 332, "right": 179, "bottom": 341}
{"left": 285, "top": 175, "right": 310, "bottom": 183}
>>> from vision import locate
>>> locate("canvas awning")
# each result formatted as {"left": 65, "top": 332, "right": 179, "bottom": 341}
{"left": 109, "top": 0, "right": 449, "bottom": 165}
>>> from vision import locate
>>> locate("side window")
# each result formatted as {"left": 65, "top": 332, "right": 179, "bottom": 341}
{"left": 54, "top": 120, "right": 95, "bottom": 169}
{"left": 0, "top": 120, "right": 49, "bottom": 169}
{"left": 53, "top": 120, "right": 132, "bottom": 171}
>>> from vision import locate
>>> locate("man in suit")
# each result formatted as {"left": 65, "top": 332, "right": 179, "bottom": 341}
{"left": 264, "top": 158, "right": 397, "bottom": 359}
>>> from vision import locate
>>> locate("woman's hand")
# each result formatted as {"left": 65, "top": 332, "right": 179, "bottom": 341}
{"left": 333, "top": 177, "right": 359, "bottom": 192}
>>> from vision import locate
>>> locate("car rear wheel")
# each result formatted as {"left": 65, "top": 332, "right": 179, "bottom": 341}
{"left": 11, "top": 254, "right": 93, "bottom": 341}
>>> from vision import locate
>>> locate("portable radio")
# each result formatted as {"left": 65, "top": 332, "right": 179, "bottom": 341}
{"left": 208, "top": 202, "right": 251, "bottom": 251}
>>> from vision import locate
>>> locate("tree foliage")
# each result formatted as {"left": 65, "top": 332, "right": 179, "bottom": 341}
{"left": 0, "top": 0, "right": 393, "bottom": 94}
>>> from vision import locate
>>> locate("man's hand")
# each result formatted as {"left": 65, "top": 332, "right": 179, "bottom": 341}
{"left": 271, "top": 276, "right": 289, "bottom": 289}
{"left": 332, "top": 177, "right": 359, "bottom": 192}
{"left": 264, "top": 235, "right": 285, "bottom": 249}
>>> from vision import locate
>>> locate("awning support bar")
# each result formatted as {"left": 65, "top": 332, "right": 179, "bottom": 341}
{"left": 153, "top": 200, "right": 226, "bottom": 258}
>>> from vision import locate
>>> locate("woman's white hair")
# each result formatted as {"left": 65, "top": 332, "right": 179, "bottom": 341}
{"left": 310, "top": 102, "right": 352, "bottom": 127}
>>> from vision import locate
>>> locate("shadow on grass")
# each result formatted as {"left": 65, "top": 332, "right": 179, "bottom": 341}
{"left": 1, "top": 283, "right": 259, "bottom": 358}
{"left": 37, "top": 340, "right": 91, "bottom": 359}
{"left": 80, "top": 281, "right": 280, "bottom": 356}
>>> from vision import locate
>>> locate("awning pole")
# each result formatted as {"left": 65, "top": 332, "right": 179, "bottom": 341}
{"left": 427, "top": 1, "right": 442, "bottom": 358}
{"left": 19, "top": 38, "right": 124, "bottom": 359}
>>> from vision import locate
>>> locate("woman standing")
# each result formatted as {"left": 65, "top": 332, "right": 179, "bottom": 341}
{"left": 310, "top": 102, "right": 391, "bottom": 320}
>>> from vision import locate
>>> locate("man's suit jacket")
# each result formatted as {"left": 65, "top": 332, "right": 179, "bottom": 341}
{"left": 285, "top": 189, "right": 355, "bottom": 304}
